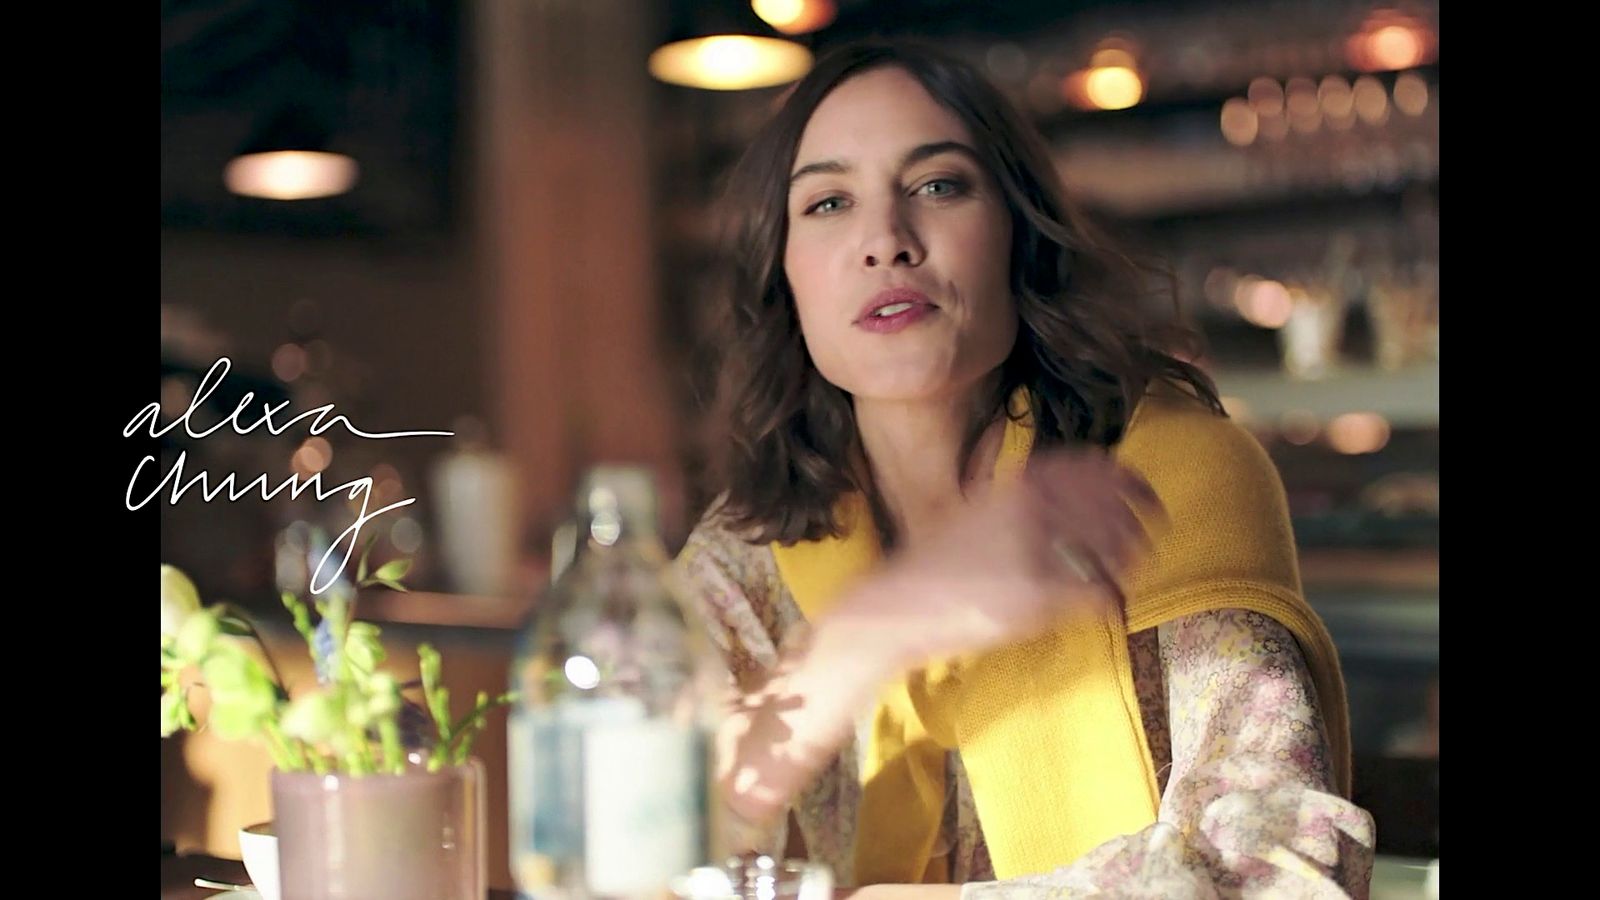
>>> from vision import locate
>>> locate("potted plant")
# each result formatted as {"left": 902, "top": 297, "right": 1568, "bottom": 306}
{"left": 160, "top": 548, "right": 513, "bottom": 900}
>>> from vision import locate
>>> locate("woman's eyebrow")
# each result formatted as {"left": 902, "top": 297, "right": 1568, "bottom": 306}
{"left": 788, "top": 140, "right": 979, "bottom": 187}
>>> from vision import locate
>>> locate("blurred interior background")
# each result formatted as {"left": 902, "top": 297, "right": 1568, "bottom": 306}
{"left": 160, "top": 0, "right": 1438, "bottom": 888}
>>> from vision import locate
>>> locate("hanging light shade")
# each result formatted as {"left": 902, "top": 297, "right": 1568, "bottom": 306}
{"left": 224, "top": 103, "right": 360, "bottom": 200}
{"left": 650, "top": 2, "right": 812, "bottom": 91}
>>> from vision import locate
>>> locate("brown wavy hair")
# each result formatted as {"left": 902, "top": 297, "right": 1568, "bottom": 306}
{"left": 702, "top": 38, "right": 1222, "bottom": 545}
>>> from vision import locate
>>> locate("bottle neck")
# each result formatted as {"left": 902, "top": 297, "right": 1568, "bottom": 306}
{"left": 570, "top": 492, "right": 668, "bottom": 563}
{"left": 559, "top": 466, "right": 667, "bottom": 571}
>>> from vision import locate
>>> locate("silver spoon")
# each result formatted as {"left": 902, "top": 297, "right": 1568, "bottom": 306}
{"left": 193, "top": 876, "right": 255, "bottom": 891}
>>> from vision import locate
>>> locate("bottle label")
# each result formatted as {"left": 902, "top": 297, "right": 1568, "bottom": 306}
{"left": 511, "top": 699, "right": 705, "bottom": 895}
{"left": 510, "top": 711, "right": 579, "bottom": 868}
{"left": 511, "top": 698, "right": 644, "bottom": 874}
{"left": 583, "top": 718, "right": 707, "bottom": 894}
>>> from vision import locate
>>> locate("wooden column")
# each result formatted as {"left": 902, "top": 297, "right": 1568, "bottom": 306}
{"left": 474, "top": 0, "right": 681, "bottom": 553}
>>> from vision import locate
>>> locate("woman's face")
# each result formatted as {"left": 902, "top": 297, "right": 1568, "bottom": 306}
{"left": 783, "top": 66, "right": 1017, "bottom": 403}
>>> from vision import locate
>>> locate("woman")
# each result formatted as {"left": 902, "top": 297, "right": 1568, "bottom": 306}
{"left": 670, "top": 39, "right": 1374, "bottom": 898}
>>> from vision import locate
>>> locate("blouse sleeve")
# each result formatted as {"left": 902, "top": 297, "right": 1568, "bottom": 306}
{"left": 667, "top": 506, "right": 861, "bottom": 877}
{"left": 667, "top": 503, "right": 785, "bottom": 684}
{"left": 961, "top": 608, "right": 1376, "bottom": 899}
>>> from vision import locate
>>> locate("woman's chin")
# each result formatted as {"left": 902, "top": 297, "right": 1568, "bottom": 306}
{"left": 840, "top": 375, "right": 973, "bottom": 405}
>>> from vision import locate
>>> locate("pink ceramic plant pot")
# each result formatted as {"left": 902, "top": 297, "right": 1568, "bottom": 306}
{"left": 270, "top": 758, "right": 485, "bottom": 900}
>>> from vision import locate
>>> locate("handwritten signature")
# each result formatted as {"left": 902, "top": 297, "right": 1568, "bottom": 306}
{"left": 127, "top": 357, "right": 453, "bottom": 593}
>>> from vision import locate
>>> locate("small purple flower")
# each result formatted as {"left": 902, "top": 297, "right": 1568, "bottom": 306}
{"left": 312, "top": 618, "right": 336, "bottom": 683}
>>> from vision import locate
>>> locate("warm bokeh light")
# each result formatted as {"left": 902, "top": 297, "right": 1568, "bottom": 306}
{"left": 1236, "top": 278, "right": 1294, "bottom": 329}
{"left": 751, "top": 0, "right": 835, "bottom": 35}
{"left": 1346, "top": 12, "right": 1435, "bottom": 72}
{"left": 1327, "top": 412, "right": 1392, "bottom": 454}
{"left": 1286, "top": 76, "right": 1321, "bottom": 133}
{"left": 649, "top": 35, "right": 812, "bottom": 90}
{"left": 1368, "top": 24, "right": 1425, "bottom": 70}
{"left": 1221, "top": 98, "right": 1259, "bottom": 146}
{"left": 1394, "top": 71, "right": 1429, "bottom": 116}
{"left": 1286, "top": 77, "right": 1319, "bottom": 117}
{"left": 292, "top": 437, "right": 333, "bottom": 475}
{"left": 1083, "top": 64, "right": 1144, "bottom": 110}
{"left": 271, "top": 343, "right": 307, "bottom": 383}
{"left": 1353, "top": 75, "right": 1390, "bottom": 124}
{"left": 1318, "top": 74, "right": 1355, "bottom": 131}
{"left": 224, "top": 151, "right": 359, "bottom": 200}
{"left": 1063, "top": 41, "right": 1145, "bottom": 111}
{"left": 1247, "top": 77, "right": 1285, "bottom": 116}
{"left": 1318, "top": 75, "right": 1354, "bottom": 114}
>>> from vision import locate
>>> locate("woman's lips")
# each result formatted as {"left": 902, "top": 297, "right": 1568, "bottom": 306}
{"left": 855, "top": 300, "right": 936, "bottom": 333}
{"left": 856, "top": 288, "right": 938, "bottom": 334}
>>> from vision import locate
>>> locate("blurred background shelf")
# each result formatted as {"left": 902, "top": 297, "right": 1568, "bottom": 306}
{"left": 355, "top": 590, "right": 532, "bottom": 632}
{"left": 1299, "top": 546, "right": 1437, "bottom": 592}
{"left": 1215, "top": 361, "right": 1439, "bottom": 428}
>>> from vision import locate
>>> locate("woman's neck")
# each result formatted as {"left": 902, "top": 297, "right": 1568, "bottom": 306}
{"left": 852, "top": 379, "right": 1007, "bottom": 547}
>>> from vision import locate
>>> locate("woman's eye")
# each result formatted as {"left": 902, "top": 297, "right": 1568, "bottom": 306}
{"left": 918, "top": 178, "right": 963, "bottom": 197}
{"left": 805, "top": 196, "right": 846, "bottom": 215}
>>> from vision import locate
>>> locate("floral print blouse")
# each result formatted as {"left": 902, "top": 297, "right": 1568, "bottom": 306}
{"left": 670, "top": 513, "right": 1376, "bottom": 898}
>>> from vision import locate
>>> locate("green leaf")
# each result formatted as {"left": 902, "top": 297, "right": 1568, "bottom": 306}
{"left": 419, "top": 644, "right": 442, "bottom": 691}
{"left": 201, "top": 655, "right": 277, "bottom": 740}
{"left": 331, "top": 589, "right": 355, "bottom": 624}
{"left": 457, "top": 690, "right": 491, "bottom": 763}
{"left": 345, "top": 621, "right": 385, "bottom": 675}
{"left": 376, "top": 579, "right": 410, "bottom": 593}
{"left": 161, "top": 688, "right": 191, "bottom": 737}
{"left": 378, "top": 717, "right": 405, "bottom": 773}
{"left": 175, "top": 609, "right": 220, "bottom": 663}
{"left": 161, "top": 565, "right": 202, "bottom": 638}
{"left": 367, "top": 673, "right": 402, "bottom": 719}
{"left": 373, "top": 558, "right": 412, "bottom": 584}
{"left": 209, "top": 700, "right": 270, "bottom": 741}
{"left": 281, "top": 591, "right": 317, "bottom": 650}
{"left": 431, "top": 687, "right": 451, "bottom": 740}
{"left": 357, "top": 534, "right": 379, "bottom": 583}
{"left": 447, "top": 690, "right": 515, "bottom": 764}
{"left": 281, "top": 691, "right": 342, "bottom": 744}
{"left": 200, "top": 648, "right": 252, "bottom": 693}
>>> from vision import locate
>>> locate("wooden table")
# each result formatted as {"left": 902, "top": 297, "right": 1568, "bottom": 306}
{"left": 161, "top": 851, "right": 520, "bottom": 899}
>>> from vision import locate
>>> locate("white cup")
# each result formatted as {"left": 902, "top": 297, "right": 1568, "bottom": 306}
{"left": 238, "top": 821, "right": 280, "bottom": 900}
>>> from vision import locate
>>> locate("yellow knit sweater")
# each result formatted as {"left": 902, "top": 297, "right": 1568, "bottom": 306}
{"left": 771, "top": 385, "right": 1351, "bottom": 883}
